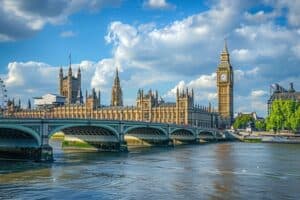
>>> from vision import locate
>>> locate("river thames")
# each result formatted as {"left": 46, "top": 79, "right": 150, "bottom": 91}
{"left": 1, "top": 142, "right": 300, "bottom": 199}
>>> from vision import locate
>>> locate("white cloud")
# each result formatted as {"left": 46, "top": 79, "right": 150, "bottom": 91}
{"left": 232, "top": 48, "right": 253, "bottom": 61}
{"left": 91, "top": 59, "right": 119, "bottom": 91}
{"left": 60, "top": 30, "right": 76, "bottom": 38}
{"left": 105, "top": 1, "right": 241, "bottom": 77}
{"left": 164, "top": 73, "right": 217, "bottom": 105}
{"left": 0, "top": 0, "right": 122, "bottom": 41}
{"left": 292, "top": 44, "right": 300, "bottom": 58}
{"left": 144, "top": 0, "right": 175, "bottom": 10}
{"left": 244, "top": 10, "right": 278, "bottom": 23}
{"left": 124, "top": 71, "right": 180, "bottom": 88}
{"left": 3, "top": 0, "right": 300, "bottom": 117}
{"left": 276, "top": 0, "right": 300, "bottom": 27}
{"left": 251, "top": 90, "right": 268, "bottom": 98}
{"left": 234, "top": 67, "right": 259, "bottom": 81}
{"left": 3, "top": 60, "right": 113, "bottom": 105}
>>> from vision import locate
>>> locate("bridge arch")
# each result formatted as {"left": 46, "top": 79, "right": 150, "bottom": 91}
{"left": 49, "top": 124, "right": 119, "bottom": 139}
{"left": 169, "top": 128, "right": 196, "bottom": 142}
{"left": 198, "top": 130, "right": 216, "bottom": 141}
{"left": 170, "top": 128, "right": 195, "bottom": 136}
{"left": 124, "top": 125, "right": 168, "bottom": 137}
{"left": 198, "top": 130, "right": 214, "bottom": 135}
{"left": 0, "top": 124, "right": 41, "bottom": 147}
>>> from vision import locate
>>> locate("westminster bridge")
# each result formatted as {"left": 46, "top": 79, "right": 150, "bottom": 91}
{"left": 0, "top": 118, "right": 235, "bottom": 161}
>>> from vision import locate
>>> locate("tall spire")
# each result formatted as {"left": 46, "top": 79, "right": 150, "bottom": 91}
{"left": 219, "top": 39, "right": 230, "bottom": 65}
{"left": 27, "top": 99, "right": 31, "bottom": 110}
{"left": 222, "top": 38, "right": 228, "bottom": 54}
{"left": 114, "top": 67, "right": 120, "bottom": 85}
{"left": 76, "top": 88, "right": 83, "bottom": 104}
{"left": 59, "top": 66, "right": 63, "bottom": 76}
{"left": 111, "top": 67, "right": 123, "bottom": 106}
{"left": 98, "top": 90, "right": 101, "bottom": 107}
{"left": 68, "top": 53, "right": 72, "bottom": 76}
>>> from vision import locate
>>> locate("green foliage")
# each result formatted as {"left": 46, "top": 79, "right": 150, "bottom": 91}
{"left": 233, "top": 115, "right": 254, "bottom": 129}
{"left": 255, "top": 120, "right": 266, "bottom": 131}
{"left": 266, "top": 99, "right": 300, "bottom": 133}
{"left": 291, "top": 106, "right": 300, "bottom": 131}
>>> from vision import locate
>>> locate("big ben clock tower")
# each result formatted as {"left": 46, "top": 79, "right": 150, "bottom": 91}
{"left": 217, "top": 40, "right": 234, "bottom": 124}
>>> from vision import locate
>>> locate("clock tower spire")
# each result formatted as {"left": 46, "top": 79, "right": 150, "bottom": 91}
{"left": 217, "top": 40, "right": 234, "bottom": 125}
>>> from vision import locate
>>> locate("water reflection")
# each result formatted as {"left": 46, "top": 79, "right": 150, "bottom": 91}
{"left": 211, "top": 143, "right": 237, "bottom": 199}
{"left": 1, "top": 142, "right": 300, "bottom": 199}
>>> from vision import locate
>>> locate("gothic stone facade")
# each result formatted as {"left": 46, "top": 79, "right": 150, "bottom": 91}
{"left": 216, "top": 41, "right": 234, "bottom": 125}
{"left": 8, "top": 89, "right": 218, "bottom": 129}
{"left": 6, "top": 43, "right": 235, "bottom": 129}
{"left": 59, "top": 65, "right": 82, "bottom": 104}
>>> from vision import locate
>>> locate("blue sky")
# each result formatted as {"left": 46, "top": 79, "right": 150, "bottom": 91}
{"left": 0, "top": 0, "right": 300, "bottom": 117}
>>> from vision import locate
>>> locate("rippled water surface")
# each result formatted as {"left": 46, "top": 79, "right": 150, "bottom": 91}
{"left": 1, "top": 141, "right": 300, "bottom": 199}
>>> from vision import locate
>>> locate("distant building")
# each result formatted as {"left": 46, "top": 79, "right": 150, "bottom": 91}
{"left": 236, "top": 112, "right": 263, "bottom": 121}
{"left": 34, "top": 93, "right": 66, "bottom": 108}
{"left": 59, "top": 60, "right": 83, "bottom": 104}
{"left": 268, "top": 83, "right": 300, "bottom": 115}
{"left": 111, "top": 68, "right": 123, "bottom": 107}
{"left": 235, "top": 112, "right": 263, "bottom": 132}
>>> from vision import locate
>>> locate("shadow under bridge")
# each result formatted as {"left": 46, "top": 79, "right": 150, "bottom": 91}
{"left": 124, "top": 126, "right": 169, "bottom": 145}
{"left": 52, "top": 125, "right": 120, "bottom": 151}
{"left": 0, "top": 126, "right": 42, "bottom": 160}
{"left": 170, "top": 129, "right": 196, "bottom": 143}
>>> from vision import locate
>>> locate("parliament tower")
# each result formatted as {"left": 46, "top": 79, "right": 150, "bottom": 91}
{"left": 217, "top": 40, "right": 234, "bottom": 124}
{"left": 59, "top": 58, "right": 82, "bottom": 104}
{"left": 111, "top": 68, "right": 123, "bottom": 106}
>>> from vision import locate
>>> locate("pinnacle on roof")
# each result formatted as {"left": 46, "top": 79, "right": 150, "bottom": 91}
{"left": 68, "top": 53, "right": 72, "bottom": 75}
{"left": 114, "top": 67, "right": 120, "bottom": 85}
{"left": 222, "top": 38, "right": 229, "bottom": 54}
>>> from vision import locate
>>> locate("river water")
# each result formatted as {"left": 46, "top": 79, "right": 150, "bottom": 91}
{"left": 0, "top": 141, "right": 300, "bottom": 200}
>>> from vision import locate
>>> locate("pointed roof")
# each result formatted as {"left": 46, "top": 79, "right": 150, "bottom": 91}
{"left": 114, "top": 67, "right": 120, "bottom": 85}
{"left": 68, "top": 53, "right": 72, "bottom": 75}
{"left": 222, "top": 39, "right": 229, "bottom": 54}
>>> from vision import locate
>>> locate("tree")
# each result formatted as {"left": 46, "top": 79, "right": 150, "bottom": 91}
{"left": 266, "top": 100, "right": 284, "bottom": 132}
{"left": 266, "top": 99, "right": 300, "bottom": 133}
{"left": 282, "top": 100, "right": 297, "bottom": 130}
{"left": 255, "top": 119, "right": 266, "bottom": 131}
{"left": 291, "top": 105, "right": 300, "bottom": 132}
{"left": 233, "top": 115, "right": 254, "bottom": 129}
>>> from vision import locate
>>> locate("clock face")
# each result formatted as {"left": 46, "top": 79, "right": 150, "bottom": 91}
{"left": 220, "top": 73, "right": 227, "bottom": 82}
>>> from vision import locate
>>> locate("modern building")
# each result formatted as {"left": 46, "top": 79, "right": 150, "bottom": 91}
{"left": 33, "top": 93, "right": 66, "bottom": 108}
{"left": 5, "top": 43, "right": 233, "bottom": 129}
{"left": 216, "top": 40, "right": 234, "bottom": 126}
{"left": 268, "top": 83, "right": 300, "bottom": 115}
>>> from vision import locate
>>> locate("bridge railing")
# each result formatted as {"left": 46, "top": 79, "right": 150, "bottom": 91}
{"left": 0, "top": 115, "right": 219, "bottom": 131}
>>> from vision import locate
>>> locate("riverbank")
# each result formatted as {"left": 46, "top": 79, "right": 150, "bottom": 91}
{"left": 238, "top": 131, "right": 300, "bottom": 144}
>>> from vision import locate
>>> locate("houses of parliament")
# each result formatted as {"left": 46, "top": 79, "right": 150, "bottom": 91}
{"left": 5, "top": 42, "right": 234, "bottom": 128}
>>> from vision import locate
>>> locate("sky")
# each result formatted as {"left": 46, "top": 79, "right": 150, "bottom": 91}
{"left": 0, "top": 0, "right": 300, "bottom": 117}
